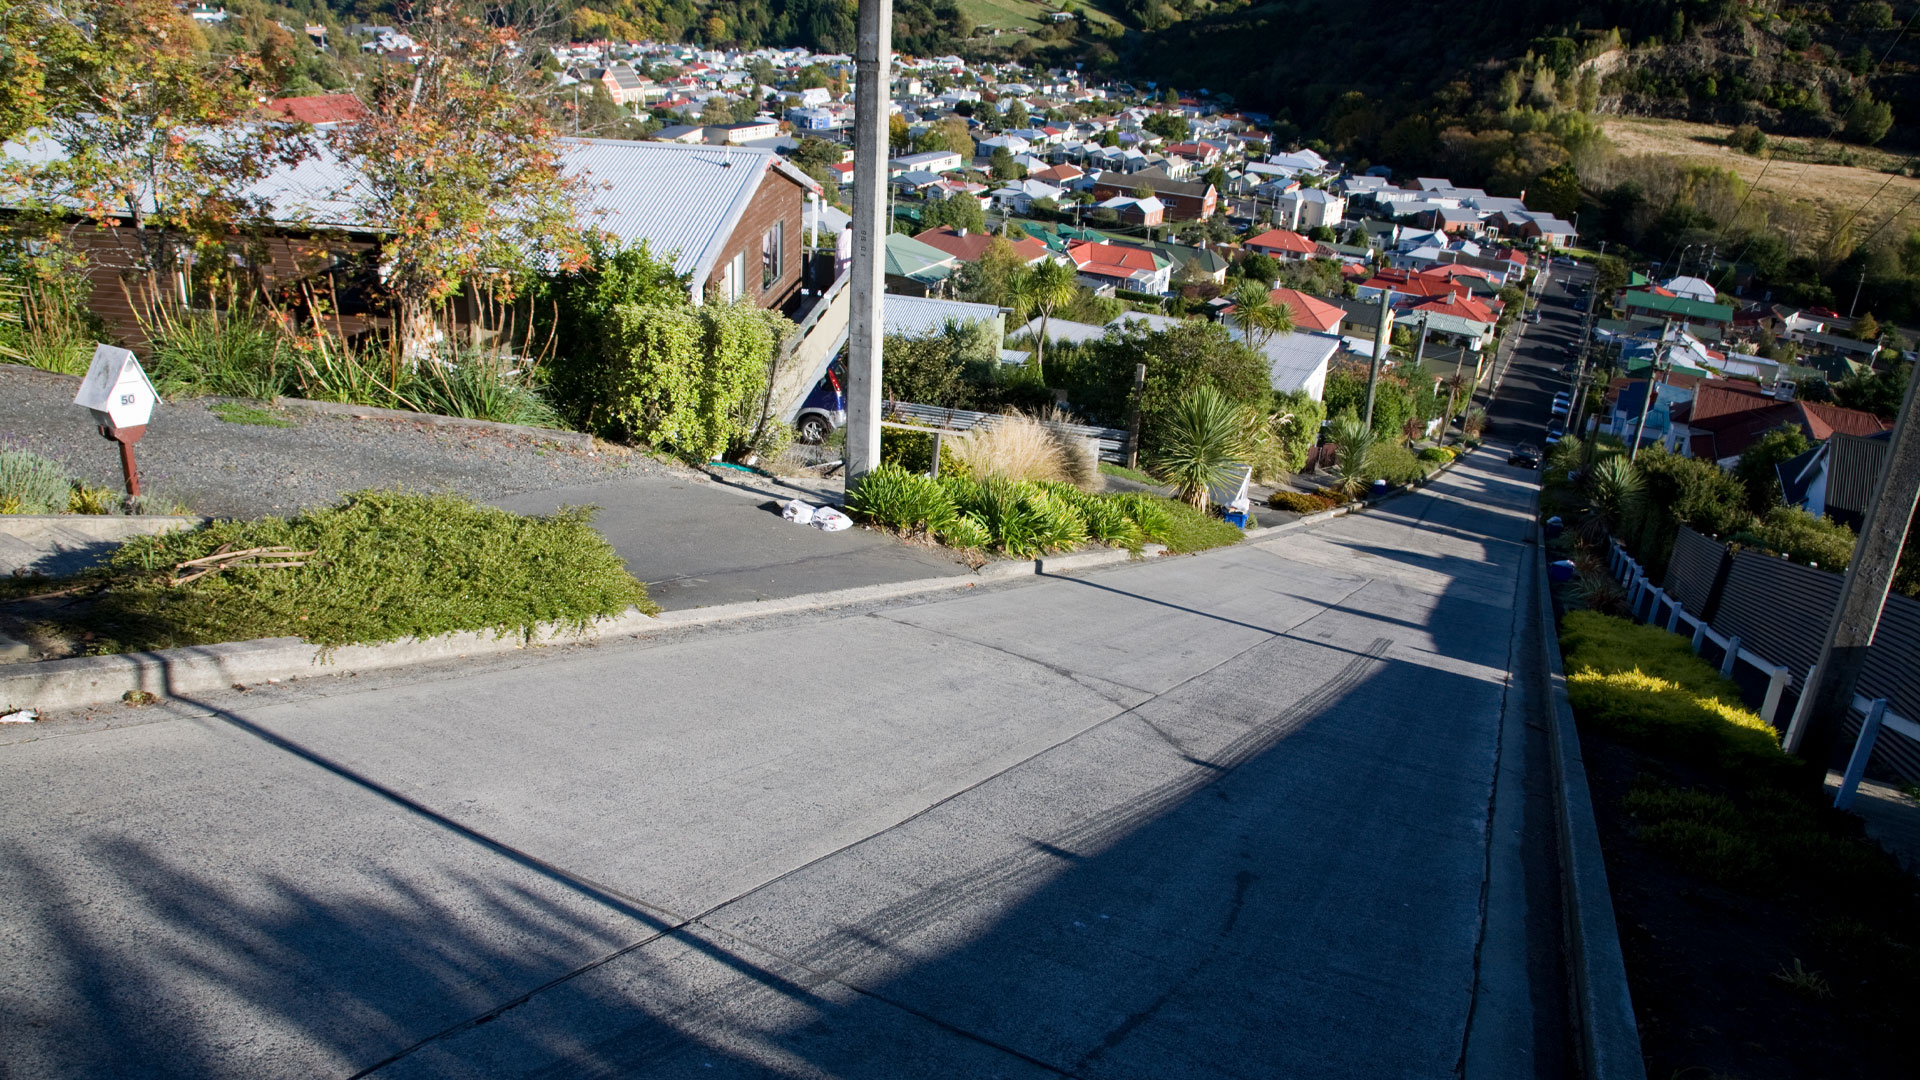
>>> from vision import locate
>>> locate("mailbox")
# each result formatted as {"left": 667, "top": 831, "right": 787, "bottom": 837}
{"left": 72, "top": 344, "right": 158, "bottom": 496}
{"left": 73, "top": 345, "right": 157, "bottom": 431}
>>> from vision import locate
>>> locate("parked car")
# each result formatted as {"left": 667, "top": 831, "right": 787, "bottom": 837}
{"left": 1547, "top": 418, "right": 1567, "bottom": 438}
{"left": 1525, "top": 311, "right": 1541, "bottom": 324}
{"left": 794, "top": 361, "right": 846, "bottom": 444}
{"left": 1550, "top": 399, "right": 1570, "bottom": 417}
{"left": 1510, "top": 443, "right": 1541, "bottom": 468}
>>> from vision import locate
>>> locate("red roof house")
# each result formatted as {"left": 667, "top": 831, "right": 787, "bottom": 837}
{"left": 914, "top": 226, "right": 1050, "bottom": 264}
{"left": 1244, "top": 228, "right": 1316, "bottom": 260}
{"left": 1263, "top": 288, "right": 1346, "bottom": 333}
{"left": 263, "top": 94, "right": 366, "bottom": 125}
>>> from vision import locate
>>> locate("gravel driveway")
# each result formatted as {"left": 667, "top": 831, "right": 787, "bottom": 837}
{"left": 1, "top": 364, "right": 678, "bottom": 519}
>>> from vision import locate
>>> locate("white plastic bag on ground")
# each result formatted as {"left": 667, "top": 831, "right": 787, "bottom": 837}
{"left": 782, "top": 499, "right": 815, "bottom": 525}
{"left": 812, "top": 506, "right": 852, "bottom": 532}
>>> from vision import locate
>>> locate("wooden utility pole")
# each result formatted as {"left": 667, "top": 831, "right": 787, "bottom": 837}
{"left": 1363, "top": 290, "right": 1392, "bottom": 426}
{"left": 1124, "top": 362, "right": 1147, "bottom": 469}
{"left": 1795, "top": 366, "right": 1920, "bottom": 771}
{"left": 844, "top": 0, "right": 893, "bottom": 488}
{"left": 1629, "top": 318, "right": 1674, "bottom": 460}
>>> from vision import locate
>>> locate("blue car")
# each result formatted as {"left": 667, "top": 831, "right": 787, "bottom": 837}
{"left": 795, "top": 361, "right": 846, "bottom": 444}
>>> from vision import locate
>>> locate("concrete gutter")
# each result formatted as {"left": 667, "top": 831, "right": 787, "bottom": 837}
{"left": 0, "top": 548, "right": 1145, "bottom": 714}
{"left": 1245, "top": 444, "right": 1479, "bottom": 543}
{"left": 274, "top": 397, "right": 596, "bottom": 450}
{"left": 1533, "top": 524, "right": 1647, "bottom": 1080}
{"left": 0, "top": 515, "right": 207, "bottom": 543}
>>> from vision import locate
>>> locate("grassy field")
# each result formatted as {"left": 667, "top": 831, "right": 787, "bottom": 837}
{"left": 1599, "top": 116, "right": 1920, "bottom": 241}
{"left": 956, "top": 0, "right": 1121, "bottom": 32}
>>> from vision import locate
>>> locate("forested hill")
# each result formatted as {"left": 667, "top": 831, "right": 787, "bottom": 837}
{"left": 1126, "top": 0, "right": 1914, "bottom": 150}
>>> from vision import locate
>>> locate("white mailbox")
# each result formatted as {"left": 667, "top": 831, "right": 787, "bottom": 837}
{"left": 73, "top": 344, "right": 158, "bottom": 431}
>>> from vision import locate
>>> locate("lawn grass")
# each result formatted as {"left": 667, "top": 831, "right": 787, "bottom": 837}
{"left": 209, "top": 401, "right": 295, "bottom": 428}
{"left": 58, "top": 489, "right": 652, "bottom": 653}
{"left": 1097, "top": 461, "right": 1161, "bottom": 486}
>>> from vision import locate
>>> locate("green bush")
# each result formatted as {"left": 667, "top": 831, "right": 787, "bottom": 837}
{"left": 1558, "top": 610, "right": 1807, "bottom": 789}
{"left": 144, "top": 306, "right": 290, "bottom": 400}
{"left": 0, "top": 449, "right": 74, "bottom": 514}
{"left": 1729, "top": 506, "right": 1857, "bottom": 572}
{"left": 79, "top": 490, "right": 651, "bottom": 652}
{"left": 600, "top": 301, "right": 794, "bottom": 462}
{"left": 1418, "top": 446, "right": 1455, "bottom": 464}
{"left": 1369, "top": 442, "right": 1424, "bottom": 485}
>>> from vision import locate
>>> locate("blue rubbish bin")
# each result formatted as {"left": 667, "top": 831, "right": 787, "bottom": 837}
{"left": 1548, "top": 559, "right": 1577, "bottom": 583}
{"left": 1223, "top": 510, "right": 1248, "bottom": 528}
{"left": 1369, "top": 479, "right": 1389, "bottom": 498}
{"left": 1545, "top": 515, "right": 1564, "bottom": 540}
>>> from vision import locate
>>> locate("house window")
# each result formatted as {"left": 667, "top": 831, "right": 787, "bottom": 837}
{"left": 761, "top": 220, "right": 785, "bottom": 293}
{"left": 721, "top": 251, "right": 746, "bottom": 302}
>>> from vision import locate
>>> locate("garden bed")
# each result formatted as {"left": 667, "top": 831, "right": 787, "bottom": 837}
{"left": 1554, "top": 610, "right": 1920, "bottom": 1079}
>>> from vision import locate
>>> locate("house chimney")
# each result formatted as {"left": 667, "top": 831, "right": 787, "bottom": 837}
{"left": 957, "top": 227, "right": 968, "bottom": 237}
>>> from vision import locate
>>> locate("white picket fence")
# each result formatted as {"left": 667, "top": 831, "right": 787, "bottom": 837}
{"left": 1605, "top": 540, "right": 1919, "bottom": 811}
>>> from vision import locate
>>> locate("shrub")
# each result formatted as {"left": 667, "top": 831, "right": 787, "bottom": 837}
{"left": 1039, "top": 482, "right": 1144, "bottom": 548}
{"left": 600, "top": 301, "right": 794, "bottom": 462}
{"left": 847, "top": 464, "right": 957, "bottom": 536}
{"left": 0, "top": 449, "right": 73, "bottom": 514}
{"left": 66, "top": 483, "right": 121, "bottom": 516}
{"left": 142, "top": 305, "right": 290, "bottom": 400}
{"left": 1558, "top": 611, "right": 1807, "bottom": 789}
{"left": 1328, "top": 414, "right": 1378, "bottom": 497}
{"left": 82, "top": 490, "right": 651, "bottom": 652}
{"left": 1267, "top": 490, "right": 1333, "bottom": 513}
{"left": 1369, "top": 442, "right": 1424, "bottom": 485}
{"left": 1418, "top": 446, "right": 1454, "bottom": 464}
{"left": 1730, "top": 506, "right": 1857, "bottom": 571}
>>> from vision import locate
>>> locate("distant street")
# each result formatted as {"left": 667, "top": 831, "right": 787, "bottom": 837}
{"left": 2, "top": 437, "right": 1566, "bottom": 1079}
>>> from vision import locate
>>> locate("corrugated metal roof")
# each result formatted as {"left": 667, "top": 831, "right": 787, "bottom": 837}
{"left": 1826, "top": 431, "right": 1891, "bottom": 516}
{"left": 883, "top": 295, "right": 1002, "bottom": 338}
{"left": 5, "top": 134, "right": 803, "bottom": 286}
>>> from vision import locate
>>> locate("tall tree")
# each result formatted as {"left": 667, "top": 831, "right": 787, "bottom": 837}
{"left": 1010, "top": 257, "right": 1079, "bottom": 384}
{"left": 332, "top": 0, "right": 594, "bottom": 355}
{"left": 17, "top": 0, "right": 308, "bottom": 288}
{"left": 1229, "top": 280, "right": 1292, "bottom": 348}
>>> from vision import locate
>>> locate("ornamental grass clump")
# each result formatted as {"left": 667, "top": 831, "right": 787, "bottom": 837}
{"left": 80, "top": 490, "right": 652, "bottom": 653}
{"left": 949, "top": 412, "right": 1070, "bottom": 484}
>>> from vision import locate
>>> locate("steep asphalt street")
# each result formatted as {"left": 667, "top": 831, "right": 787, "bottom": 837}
{"left": 1, "top": 445, "right": 1560, "bottom": 1079}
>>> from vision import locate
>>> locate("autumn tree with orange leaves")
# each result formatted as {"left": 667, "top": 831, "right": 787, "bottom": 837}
{"left": 329, "top": 1, "right": 596, "bottom": 356}
{"left": 7, "top": 0, "right": 308, "bottom": 289}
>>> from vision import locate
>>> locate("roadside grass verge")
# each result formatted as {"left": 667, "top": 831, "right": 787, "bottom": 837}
{"left": 847, "top": 463, "right": 1242, "bottom": 559}
{"left": 35, "top": 490, "right": 652, "bottom": 653}
{"left": 209, "top": 401, "right": 295, "bottom": 428}
{"left": 1097, "top": 462, "right": 1161, "bottom": 486}
{"left": 1558, "top": 610, "right": 1920, "bottom": 1074}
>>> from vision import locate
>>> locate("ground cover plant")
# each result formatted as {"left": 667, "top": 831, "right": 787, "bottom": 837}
{"left": 25, "top": 490, "right": 652, "bottom": 653}
{"left": 1557, "top": 610, "right": 1920, "bottom": 1078}
{"left": 0, "top": 447, "right": 181, "bottom": 515}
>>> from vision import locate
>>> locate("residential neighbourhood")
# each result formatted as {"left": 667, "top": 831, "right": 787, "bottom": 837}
{"left": 5, "top": 3, "right": 1920, "bottom": 1079}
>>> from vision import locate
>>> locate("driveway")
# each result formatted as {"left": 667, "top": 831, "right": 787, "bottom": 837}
{"left": 0, "top": 449, "right": 1562, "bottom": 1078}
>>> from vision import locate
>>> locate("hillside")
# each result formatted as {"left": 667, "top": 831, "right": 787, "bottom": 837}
{"left": 1117, "top": 0, "right": 1916, "bottom": 150}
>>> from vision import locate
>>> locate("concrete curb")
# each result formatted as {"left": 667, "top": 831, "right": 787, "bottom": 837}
{"left": 0, "top": 547, "right": 1148, "bottom": 714}
{"left": 0, "top": 515, "right": 207, "bottom": 543}
{"left": 1534, "top": 524, "right": 1647, "bottom": 1080}
{"left": 274, "top": 397, "right": 596, "bottom": 450}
